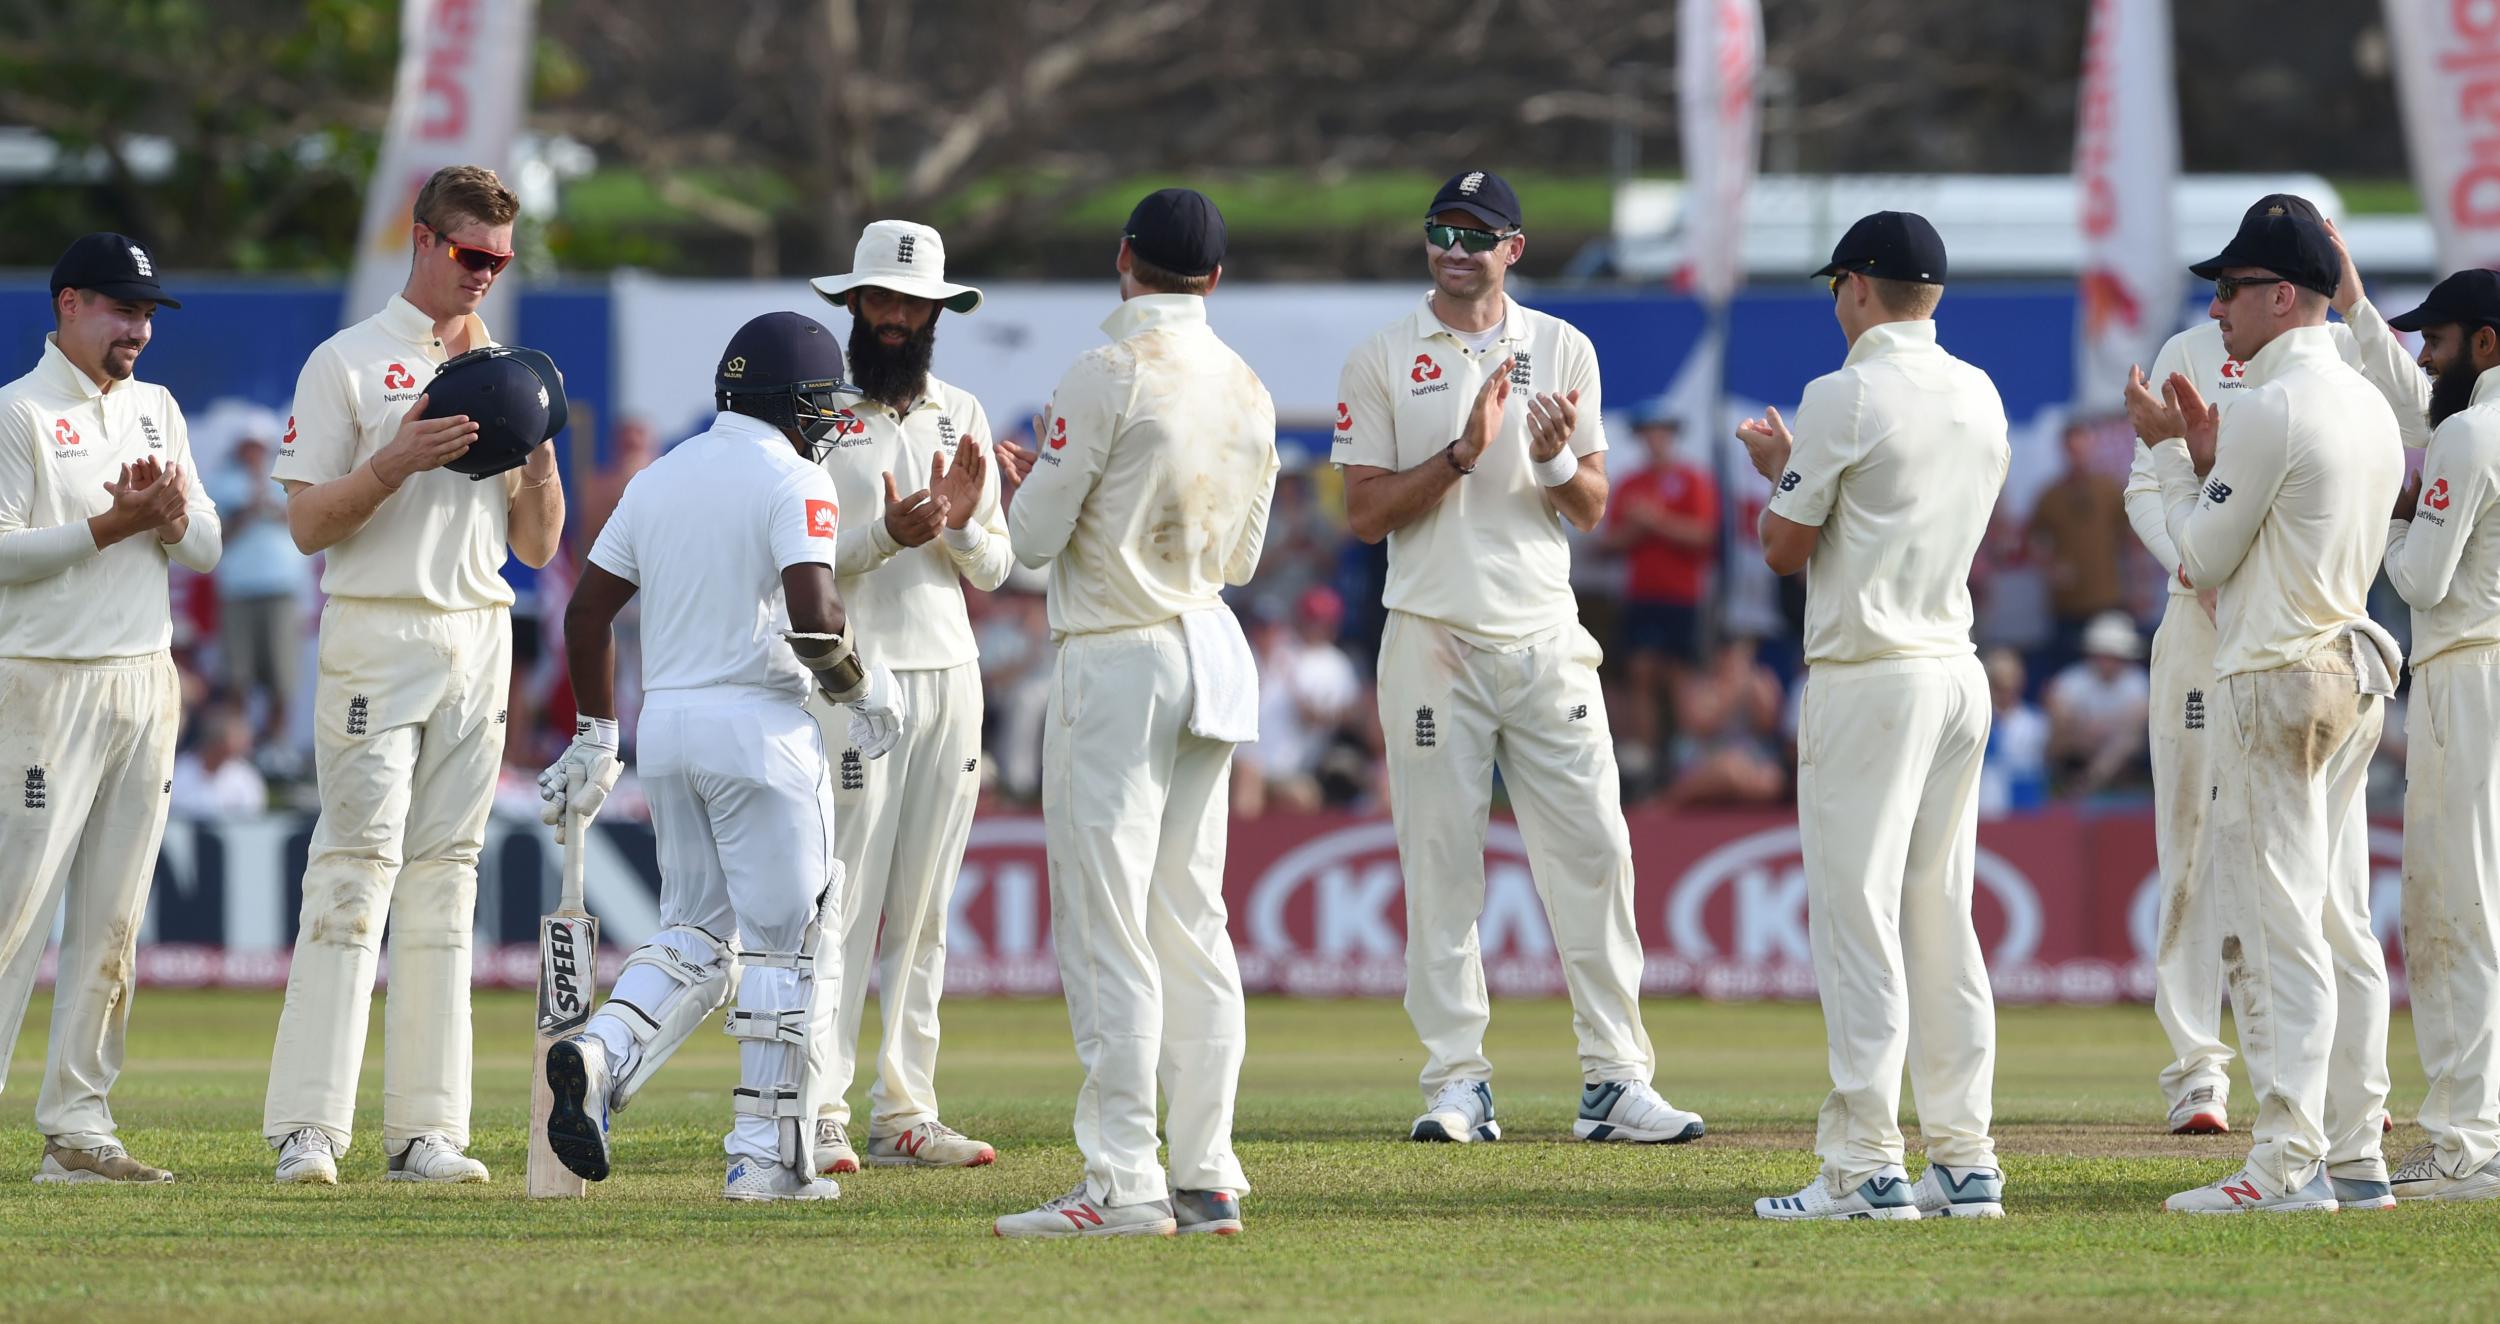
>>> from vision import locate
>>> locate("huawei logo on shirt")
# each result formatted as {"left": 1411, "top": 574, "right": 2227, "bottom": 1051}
{"left": 806, "top": 499, "right": 838, "bottom": 539}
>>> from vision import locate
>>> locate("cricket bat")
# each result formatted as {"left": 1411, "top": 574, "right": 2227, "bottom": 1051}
{"left": 527, "top": 818, "right": 597, "bottom": 1198}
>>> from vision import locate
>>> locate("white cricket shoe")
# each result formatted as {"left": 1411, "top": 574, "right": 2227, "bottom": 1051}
{"left": 992, "top": 1182, "right": 1175, "bottom": 1239}
{"left": 2330, "top": 1173, "right": 2395, "bottom": 1210}
{"left": 868, "top": 1119, "right": 996, "bottom": 1168}
{"left": 2164, "top": 1165, "right": 2337, "bottom": 1214}
{"left": 1409, "top": 1080, "right": 1500, "bottom": 1143}
{"left": 543, "top": 1036, "right": 612, "bottom": 1182}
{"left": 723, "top": 1157, "right": 839, "bottom": 1202}
{"left": 273, "top": 1127, "right": 339, "bottom": 1186}
{"left": 1172, "top": 1189, "right": 1244, "bottom": 1236}
{"left": 386, "top": 1134, "right": 489, "bottom": 1184}
{"left": 1911, "top": 1163, "right": 2005, "bottom": 1218}
{"left": 815, "top": 1118, "right": 859, "bottom": 1176}
{"left": 1574, "top": 1079, "right": 1706, "bottom": 1144}
{"left": 35, "top": 1141, "right": 172, "bottom": 1185}
{"left": 2166, "top": 1085, "right": 2229, "bottom": 1135}
{"left": 1756, "top": 1166, "right": 1922, "bottom": 1221}
{"left": 2391, "top": 1145, "right": 2500, "bottom": 1203}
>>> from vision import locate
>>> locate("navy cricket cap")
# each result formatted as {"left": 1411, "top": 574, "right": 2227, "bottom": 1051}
{"left": 1429, "top": 169, "right": 1523, "bottom": 231}
{"left": 2244, "top": 193, "right": 2325, "bottom": 228}
{"left": 716, "top": 312, "right": 849, "bottom": 395}
{"left": 1815, "top": 211, "right": 1948, "bottom": 284}
{"left": 2390, "top": 269, "right": 2500, "bottom": 333}
{"left": 50, "top": 232, "right": 180, "bottom": 309}
{"left": 1124, "top": 188, "right": 1227, "bottom": 277}
{"left": 2188, "top": 212, "right": 2340, "bottom": 298}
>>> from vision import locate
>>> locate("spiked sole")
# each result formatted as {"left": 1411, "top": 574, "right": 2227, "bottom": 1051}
{"left": 1574, "top": 1118, "right": 1706, "bottom": 1144}
{"left": 542, "top": 1040, "right": 611, "bottom": 1182}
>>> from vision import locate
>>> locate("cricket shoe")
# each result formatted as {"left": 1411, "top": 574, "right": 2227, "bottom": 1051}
{"left": 542, "top": 1035, "right": 613, "bottom": 1182}
{"left": 867, "top": 1120, "right": 996, "bottom": 1168}
{"left": 1912, "top": 1163, "right": 2005, "bottom": 1218}
{"left": 814, "top": 1119, "right": 859, "bottom": 1175}
{"left": 723, "top": 1158, "right": 839, "bottom": 1202}
{"left": 1409, "top": 1080, "right": 1500, "bottom": 1143}
{"left": 2164, "top": 1165, "right": 2338, "bottom": 1214}
{"left": 1574, "top": 1079, "right": 1705, "bottom": 1144}
{"left": 387, "top": 1135, "right": 489, "bottom": 1184}
{"left": 1756, "top": 1166, "right": 1922, "bottom": 1221}
{"left": 1173, "top": 1189, "right": 1243, "bottom": 1237}
{"left": 273, "top": 1127, "right": 340, "bottom": 1186}
{"left": 2391, "top": 1145, "right": 2500, "bottom": 1203}
{"left": 993, "top": 1182, "right": 1175, "bottom": 1239}
{"left": 34, "top": 1141, "right": 172, "bottom": 1185}
{"left": 2329, "top": 1174, "right": 2395, "bottom": 1210}
{"left": 2166, "top": 1085, "right": 2228, "bottom": 1135}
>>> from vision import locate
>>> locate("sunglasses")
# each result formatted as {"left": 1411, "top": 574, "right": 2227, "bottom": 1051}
{"left": 2213, "top": 273, "right": 2286, "bottom": 302}
{"left": 1425, "top": 222, "right": 1519, "bottom": 255}
{"left": 422, "top": 223, "right": 514, "bottom": 276}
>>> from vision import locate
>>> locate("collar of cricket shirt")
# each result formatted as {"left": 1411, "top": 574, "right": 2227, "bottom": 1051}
{"left": 377, "top": 292, "right": 489, "bottom": 357}
{"left": 708, "top": 408, "right": 794, "bottom": 450}
{"left": 2474, "top": 361, "right": 2500, "bottom": 410}
{"left": 2238, "top": 323, "right": 2337, "bottom": 388}
{"left": 36, "top": 333, "right": 111, "bottom": 402}
{"left": 1842, "top": 317, "right": 1939, "bottom": 368}
{"left": 1101, "top": 292, "right": 1207, "bottom": 341}
{"left": 1410, "top": 291, "right": 1528, "bottom": 347}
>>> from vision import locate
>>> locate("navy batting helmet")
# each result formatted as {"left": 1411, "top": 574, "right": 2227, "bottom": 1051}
{"left": 430, "top": 345, "right": 566, "bottom": 480}
{"left": 714, "top": 312, "right": 857, "bottom": 459}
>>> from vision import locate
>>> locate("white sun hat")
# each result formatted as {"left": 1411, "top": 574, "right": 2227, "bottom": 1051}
{"left": 810, "top": 219, "right": 983, "bottom": 314}
{"left": 2081, "top": 610, "right": 2145, "bottom": 660}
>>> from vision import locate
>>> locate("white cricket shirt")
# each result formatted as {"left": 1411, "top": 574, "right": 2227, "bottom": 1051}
{"left": 2385, "top": 363, "right": 2500, "bottom": 668}
{"left": 272, "top": 294, "right": 519, "bottom": 611}
{"left": 0, "top": 335, "right": 222, "bottom": 660}
{"left": 2125, "top": 300, "right": 2430, "bottom": 594}
{"left": 2153, "top": 325, "right": 2404, "bottom": 679}
{"left": 1332, "top": 293, "right": 1607, "bottom": 649}
{"left": 1010, "top": 294, "right": 1280, "bottom": 639}
{"left": 589, "top": 411, "right": 841, "bottom": 704}
{"left": 1767, "top": 319, "right": 2010, "bottom": 666}
{"left": 817, "top": 374, "right": 1011, "bottom": 670}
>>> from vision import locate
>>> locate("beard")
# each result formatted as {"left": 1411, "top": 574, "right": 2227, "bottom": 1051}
{"left": 848, "top": 312, "right": 938, "bottom": 410}
{"left": 2431, "top": 353, "right": 2480, "bottom": 429}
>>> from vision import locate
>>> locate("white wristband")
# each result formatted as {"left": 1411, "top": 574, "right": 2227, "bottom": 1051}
{"left": 575, "top": 715, "right": 619, "bottom": 750}
{"left": 1533, "top": 448, "right": 1579, "bottom": 488}
{"left": 941, "top": 522, "right": 982, "bottom": 551}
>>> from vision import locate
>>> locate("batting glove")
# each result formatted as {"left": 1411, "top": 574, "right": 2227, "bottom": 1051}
{"left": 539, "top": 715, "right": 622, "bottom": 842}
{"left": 846, "top": 665, "right": 907, "bottom": 760}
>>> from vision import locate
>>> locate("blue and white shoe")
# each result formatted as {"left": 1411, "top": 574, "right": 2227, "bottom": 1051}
{"left": 1410, "top": 1080, "right": 1501, "bottom": 1143}
{"left": 1573, "top": 1080, "right": 1705, "bottom": 1144}
{"left": 1756, "top": 1166, "right": 1922, "bottom": 1221}
{"left": 1912, "top": 1163, "right": 2005, "bottom": 1218}
{"left": 543, "top": 1035, "right": 613, "bottom": 1182}
{"left": 2164, "top": 1165, "right": 2337, "bottom": 1214}
{"left": 2329, "top": 1173, "right": 2395, "bottom": 1210}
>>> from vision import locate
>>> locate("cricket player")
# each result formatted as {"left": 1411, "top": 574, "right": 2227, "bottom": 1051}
{"left": 264, "top": 166, "right": 565, "bottom": 1185}
{"left": 1738, "top": 212, "right": 2009, "bottom": 1222}
{"left": 1334, "top": 169, "right": 1701, "bottom": 1148}
{"left": 541, "top": 311, "right": 906, "bottom": 1202}
{"left": 993, "top": 188, "right": 1275, "bottom": 1239}
{"left": 2379, "top": 268, "right": 2500, "bottom": 1203}
{"left": 2125, "top": 209, "right": 2402, "bottom": 1215}
{"left": 2124, "top": 194, "right": 2430, "bottom": 1136}
{"left": 799, "top": 220, "right": 1008, "bottom": 1174}
{"left": 0, "top": 233, "right": 218, "bottom": 1184}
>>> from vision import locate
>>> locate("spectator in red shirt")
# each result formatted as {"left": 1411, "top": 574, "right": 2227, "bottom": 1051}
{"left": 1604, "top": 403, "right": 1718, "bottom": 792}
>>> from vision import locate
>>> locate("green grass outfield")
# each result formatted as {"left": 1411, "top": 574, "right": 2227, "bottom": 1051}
{"left": 4, "top": 991, "right": 2495, "bottom": 1323}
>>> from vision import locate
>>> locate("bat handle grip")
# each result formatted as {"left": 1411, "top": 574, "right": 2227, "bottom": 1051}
{"left": 560, "top": 812, "right": 588, "bottom": 914}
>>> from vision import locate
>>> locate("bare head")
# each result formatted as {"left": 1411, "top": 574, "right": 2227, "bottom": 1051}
{"left": 407, "top": 165, "right": 519, "bottom": 320}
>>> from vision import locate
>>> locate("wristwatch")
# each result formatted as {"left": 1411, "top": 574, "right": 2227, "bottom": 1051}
{"left": 1443, "top": 441, "right": 1476, "bottom": 475}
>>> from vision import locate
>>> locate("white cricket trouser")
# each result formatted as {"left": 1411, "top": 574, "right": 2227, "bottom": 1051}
{"left": 0, "top": 654, "right": 177, "bottom": 1149}
{"left": 2205, "top": 641, "right": 2390, "bottom": 1193}
{"left": 639, "top": 689, "right": 839, "bottom": 1164}
{"left": 806, "top": 662, "right": 981, "bottom": 1134}
{"left": 1044, "top": 622, "right": 1248, "bottom": 1206}
{"left": 2400, "top": 644, "right": 2500, "bottom": 1179}
{"left": 2147, "top": 592, "right": 2233, "bottom": 1106}
{"left": 1796, "top": 655, "right": 1997, "bottom": 1189}
{"left": 1374, "top": 612, "right": 1654, "bottom": 1098}
{"left": 264, "top": 599, "right": 508, "bottom": 1154}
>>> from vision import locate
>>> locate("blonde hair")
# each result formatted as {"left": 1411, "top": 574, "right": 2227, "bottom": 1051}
{"left": 1870, "top": 276, "right": 1943, "bottom": 318}
{"left": 413, "top": 165, "right": 519, "bottom": 233}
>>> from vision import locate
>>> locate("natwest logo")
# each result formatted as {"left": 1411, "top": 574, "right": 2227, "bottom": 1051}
{"left": 2219, "top": 358, "right": 2245, "bottom": 381}
{"left": 1410, "top": 354, "right": 1442, "bottom": 384}
{"left": 382, "top": 363, "right": 417, "bottom": 391}
{"left": 52, "top": 418, "right": 80, "bottom": 447}
{"left": 2426, "top": 477, "right": 2452, "bottom": 511}
{"left": 1047, "top": 416, "right": 1068, "bottom": 450}
{"left": 1335, "top": 402, "right": 1352, "bottom": 432}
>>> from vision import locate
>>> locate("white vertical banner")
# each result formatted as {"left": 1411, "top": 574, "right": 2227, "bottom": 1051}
{"left": 2073, "top": 0, "right": 2180, "bottom": 407}
{"left": 1676, "top": 0, "right": 1764, "bottom": 307}
{"left": 2387, "top": 0, "right": 2500, "bottom": 272}
{"left": 345, "top": 0, "right": 538, "bottom": 330}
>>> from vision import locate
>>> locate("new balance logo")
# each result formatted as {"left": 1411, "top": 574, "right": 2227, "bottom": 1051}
{"left": 1566, "top": 704, "right": 1589, "bottom": 723}
{"left": 1414, "top": 705, "right": 1437, "bottom": 748}
{"left": 841, "top": 749, "right": 864, "bottom": 791}
{"left": 2221, "top": 1178, "right": 2265, "bottom": 1207}
{"left": 2184, "top": 689, "right": 2205, "bottom": 731}
{"left": 1779, "top": 470, "right": 1800, "bottom": 492}
{"left": 1060, "top": 1204, "right": 1104, "bottom": 1230}
{"left": 346, "top": 694, "right": 369, "bottom": 736}
{"left": 2204, "top": 479, "right": 2232, "bottom": 505}
{"left": 895, "top": 1130, "right": 925, "bottom": 1158}
{"left": 964, "top": 758, "right": 979, "bottom": 774}
{"left": 22, "top": 766, "right": 45, "bottom": 810}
